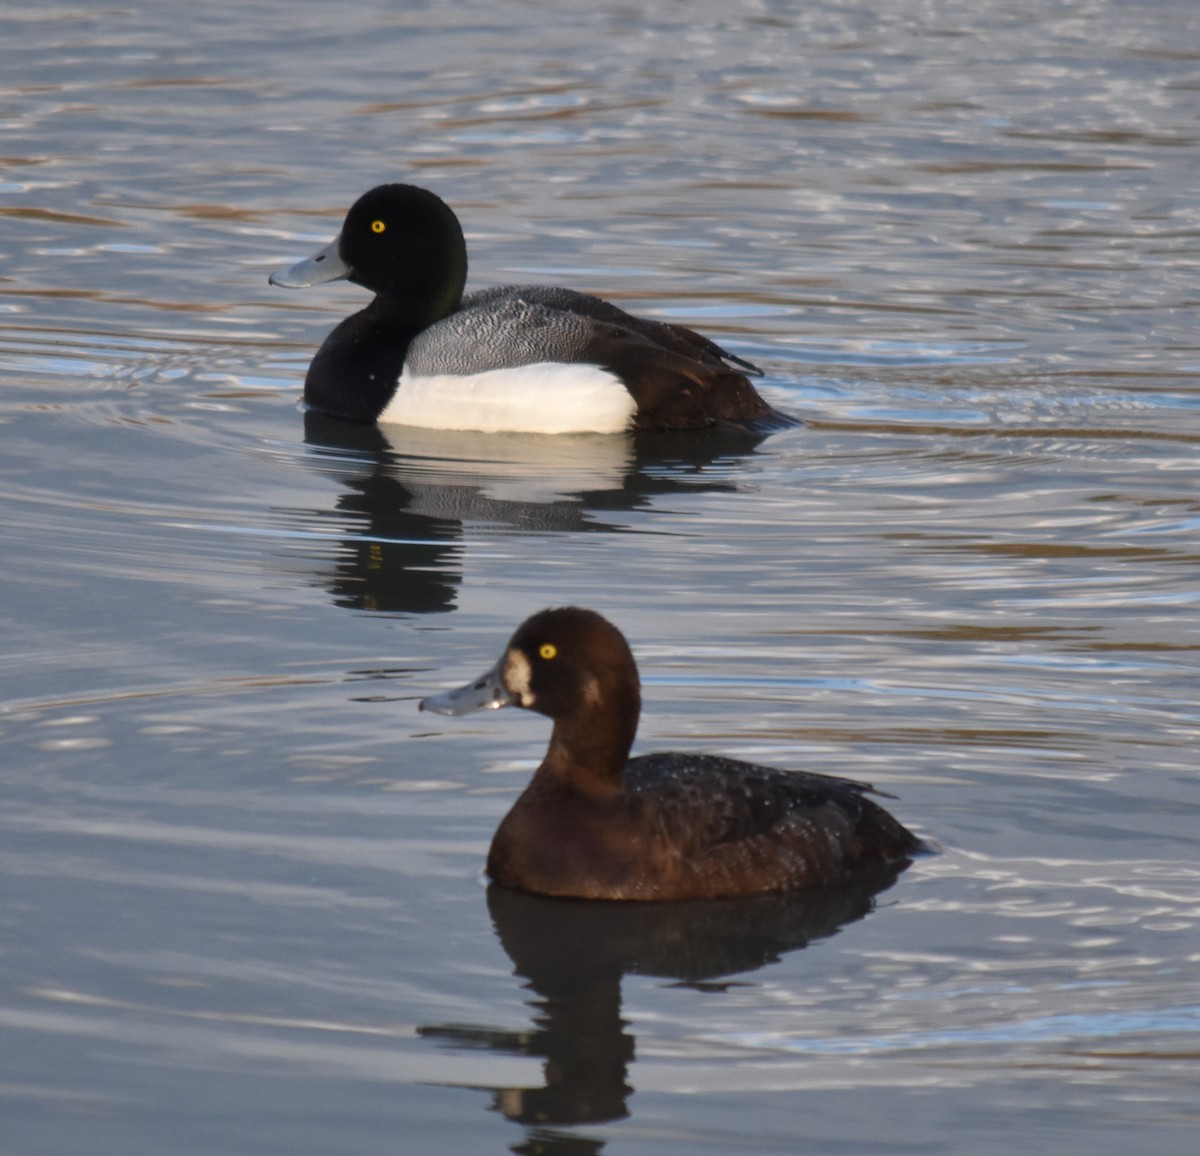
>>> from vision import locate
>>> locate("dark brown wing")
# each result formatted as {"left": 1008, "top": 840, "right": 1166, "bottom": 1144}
{"left": 624, "top": 753, "right": 924, "bottom": 890}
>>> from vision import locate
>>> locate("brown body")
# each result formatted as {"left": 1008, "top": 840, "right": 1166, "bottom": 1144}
{"left": 488, "top": 751, "right": 922, "bottom": 901}
{"left": 425, "top": 608, "right": 925, "bottom": 902}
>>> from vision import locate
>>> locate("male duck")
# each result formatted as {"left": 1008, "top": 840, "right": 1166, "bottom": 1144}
{"left": 271, "top": 184, "right": 788, "bottom": 434}
{"left": 420, "top": 608, "right": 925, "bottom": 900}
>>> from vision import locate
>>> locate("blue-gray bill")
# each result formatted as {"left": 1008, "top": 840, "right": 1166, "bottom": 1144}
{"left": 419, "top": 661, "right": 516, "bottom": 716}
{"left": 268, "top": 236, "right": 352, "bottom": 288}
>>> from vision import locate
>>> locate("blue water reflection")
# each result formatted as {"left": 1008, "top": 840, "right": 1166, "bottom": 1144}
{"left": 1, "top": 1, "right": 1198, "bottom": 1154}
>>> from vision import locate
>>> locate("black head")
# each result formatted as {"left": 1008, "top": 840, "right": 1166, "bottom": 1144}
{"left": 335, "top": 183, "right": 468, "bottom": 314}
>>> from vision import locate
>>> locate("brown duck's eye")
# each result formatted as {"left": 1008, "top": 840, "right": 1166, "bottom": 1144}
{"left": 370, "top": 219, "right": 386, "bottom": 234}
{"left": 538, "top": 643, "right": 557, "bottom": 661}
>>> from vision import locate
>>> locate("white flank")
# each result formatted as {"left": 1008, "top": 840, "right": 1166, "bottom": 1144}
{"left": 378, "top": 362, "right": 637, "bottom": 434}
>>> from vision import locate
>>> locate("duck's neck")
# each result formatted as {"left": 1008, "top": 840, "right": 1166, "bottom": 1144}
{"left": 303, "top": 278, "right": 466, "bottom": 423}
{"left": 539, "top": 690, "right": 640, "bottom": 799}
{"left": 302, "top": 305, "right": 415, "bottom": 422}
{"left": 367, "top": 269, "right": 464, "bottom": 332}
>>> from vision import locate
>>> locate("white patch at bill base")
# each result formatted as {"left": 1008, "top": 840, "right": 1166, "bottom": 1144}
{"left": 502, "top": 649, "right": 535, "bottom": 707}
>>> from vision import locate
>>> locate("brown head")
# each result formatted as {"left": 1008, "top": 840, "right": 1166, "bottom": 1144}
{"left": 421, "top": 607, "right": 642, "bottom": 792}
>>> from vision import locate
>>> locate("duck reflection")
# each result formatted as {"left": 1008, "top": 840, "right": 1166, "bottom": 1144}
{"left": 420, "top": 866, "right": 905, "bottom": 1151}
{"left": 269, "top": 413, "right": 774, "bottom": 614}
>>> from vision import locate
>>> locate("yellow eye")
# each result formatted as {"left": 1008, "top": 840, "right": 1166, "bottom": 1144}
{"left": 370, "top": 219, "right": 386, "bottom": 234}
{"left": 539, "top": 643, "right": 557, "bottom": 661}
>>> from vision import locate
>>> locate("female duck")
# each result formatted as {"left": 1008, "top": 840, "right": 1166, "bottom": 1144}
{"left": 271, "top": 184, "right": 787, "bottom": 434}
{"left": 420, "top": 608, "right": 925, "bottom": 901}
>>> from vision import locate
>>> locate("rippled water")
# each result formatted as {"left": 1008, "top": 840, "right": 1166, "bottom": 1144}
{"left": 2, "top": 2, "right": 1198, "bottom": 1153}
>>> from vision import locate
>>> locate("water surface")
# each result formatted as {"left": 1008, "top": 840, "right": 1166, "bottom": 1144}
{"left": 2, "top": 2, "right": 1198, "bottom": 1153}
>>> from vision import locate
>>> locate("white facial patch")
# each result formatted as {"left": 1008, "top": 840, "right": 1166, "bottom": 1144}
{"left": 581, "top": 674, "right": 603, "bottom": 708}
{"left": 380, "top": 361, "right": 637, "bottom": 434}
{"left": 502, "top": 648, "right": 536, "bottom": 707}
